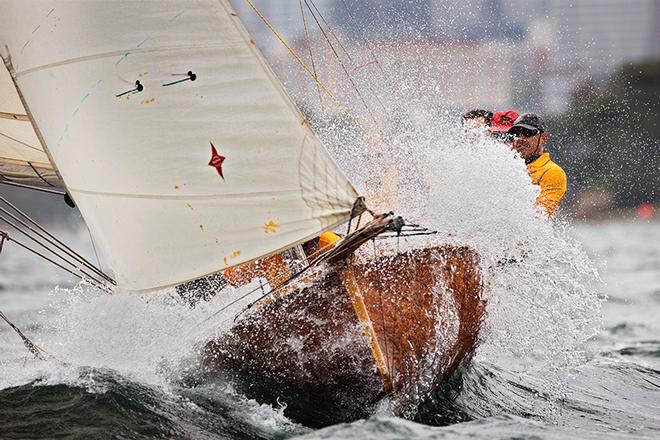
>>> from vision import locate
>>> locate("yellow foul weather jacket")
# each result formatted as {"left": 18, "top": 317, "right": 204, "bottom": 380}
{"left": 526, "top": 152, "right": 567, "bottom": 217}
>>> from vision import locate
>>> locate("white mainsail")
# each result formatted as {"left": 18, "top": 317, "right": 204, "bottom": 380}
{"left": 0, "top": 61, "right": 61, "bottom": 187}
{"left": 0, "top": 0, "right": 360, "bottom": 291}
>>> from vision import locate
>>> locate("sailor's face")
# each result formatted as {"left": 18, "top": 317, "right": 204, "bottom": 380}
{"left": 512, "top": 134, "right": 539, "bottom": 157}
{"left": 465, "top": 117, "right": 487, "bottom": 130}
{"left": 463, "top": 117, "right": 489, "bottom": 137}
{"left": 512, "top": 131, "right": 546, "bottom": 159}
{"left": 472, "top": 116, "right": 487, "bottom": 127}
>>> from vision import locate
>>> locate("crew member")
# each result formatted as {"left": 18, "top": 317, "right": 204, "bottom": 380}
{"left": 508, "top": 113, "right": 567, "bottom": 217}
{"left": 462, "top": 109, "right": 493, "bottom": 130}
{"left": 316, "top": 231, "right": 341, "bottom": 255}
{"left": 223, "top": 231, "right": 341, "bottom": 288}
{"left": 176, "top": 231, "right": 341, "bottom": 304}
{"left": 488, "top": 110, "right": 518, "bottom": 141}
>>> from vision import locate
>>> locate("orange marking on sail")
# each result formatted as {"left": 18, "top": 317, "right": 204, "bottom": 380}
{"left": 231, "top": 250, "right": 241, "bottom": 258}
{"left": 223, "top": 256, "right": 229, "bottom": 266}
{"left": 264, "top": 220, "right": 279, "bottom": 234}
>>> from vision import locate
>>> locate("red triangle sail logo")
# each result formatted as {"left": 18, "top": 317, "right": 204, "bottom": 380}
{"left": 208, "top": 142, "right": 226, "bottom": 180}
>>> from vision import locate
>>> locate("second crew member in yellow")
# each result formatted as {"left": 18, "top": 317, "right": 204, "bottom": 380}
{"left": 318, "top": 231, "right": 341, "bottom": 252}
{"left": 224, "top": 231, "right": 341, "bottom": 288}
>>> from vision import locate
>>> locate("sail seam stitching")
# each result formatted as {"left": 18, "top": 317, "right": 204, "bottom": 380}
{"left": 0, "top": 111, "right": 29, "bottom": 121}
{"left": 67, "top": 187, "right": 308, "bottom": 200}
{"left": 0, "top": 156, "right": 52, "bottom": 168}
{"left": 0, "top": 131, "right": 43, "bottom": 152}
{"left": 14, "top": 42, "right": 246, "bottom": 77}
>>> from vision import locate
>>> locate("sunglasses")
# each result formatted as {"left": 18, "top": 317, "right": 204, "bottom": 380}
{"left": 509, "top": 126, "right": 541, "bottom": 138}
{"left": 490, "top": 132, "right": 515, "bottom": 142}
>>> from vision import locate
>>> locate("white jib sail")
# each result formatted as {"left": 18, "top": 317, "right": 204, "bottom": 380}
{"left": 0, "top": 60, "right": 61, "bottom": 187}
{"left": 0, "top": 0, "right": 360, "bottom": 291}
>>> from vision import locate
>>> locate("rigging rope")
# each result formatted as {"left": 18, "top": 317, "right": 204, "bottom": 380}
{"left": 302, "top": 0, "right": 378, "bottom": 122}
{"left": 0, "top": 214, "right": 103, "bottom": 284}
{"left": 0, "top": 197, "right": 115, "bottom": 284}
{"left": 298, "top": 0, "right": 323, "bottom": 106}
{"left": 242, "top": 0, "right": 365, "bottom": 132}
{"left": 0, "top": 179, "right": 65, "bottom": 195}
{"left": 0, "top": 310, "right": 50, "bottom": 360}
{"left": 0, "top": 229, "right": 110, "bottom": 292}
{"left": 339, "top": 0, "right": 389, "bottom": 79}
{"left": 304, "top": 0, "right": 388, "bottom": 114}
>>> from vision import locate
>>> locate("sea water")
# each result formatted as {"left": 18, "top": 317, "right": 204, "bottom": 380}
{"left": 1, "top": 176, "right": 658, "bottom": 439}
{"left": 1, "top": 220, "right": 658, "bottom": 439}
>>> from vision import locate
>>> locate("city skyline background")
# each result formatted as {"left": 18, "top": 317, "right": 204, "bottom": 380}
{"left": 3, "top": 0, "right": 659, "bottom": 221}
{"left": 232, "top": 0, "right": 659, "bottom": 114}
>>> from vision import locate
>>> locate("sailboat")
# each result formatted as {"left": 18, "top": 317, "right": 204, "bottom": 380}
{"left": 0, "top": 0, "right": 485, "bottom": 424}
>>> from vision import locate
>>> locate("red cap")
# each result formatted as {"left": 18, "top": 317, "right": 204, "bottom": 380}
{"left": 489, "top": 110, "right": 519, "bottom": 132}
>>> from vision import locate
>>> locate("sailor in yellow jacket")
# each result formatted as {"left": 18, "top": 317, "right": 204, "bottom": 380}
{"left": 223, "top": 231, "right": 341, "bottom": 288}
{"left": 508, "top": 113, "right": 567, "bottom": 217}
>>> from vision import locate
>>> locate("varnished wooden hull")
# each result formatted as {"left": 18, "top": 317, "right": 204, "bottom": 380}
{"left": 202, "top": 245, "right": 485, "bottom": 426}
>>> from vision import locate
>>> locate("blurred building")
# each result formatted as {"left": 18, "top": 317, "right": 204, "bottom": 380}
{"left": 475, "top": 0, "right": 659, "bottom": 73}
{"left": 550, "top": 0, "right": 659, "bottom": 76}
{"left": 231, "top": 0, "right": 659, "bottom": 115}
{"left": 376, "top": 40, "right": 516, "bottom": 112}
{"left": 266, "top": 35, "right": 518, "bottom": 122}
{"left": 432, "top": 0, "right": 659, "bottom": 113}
